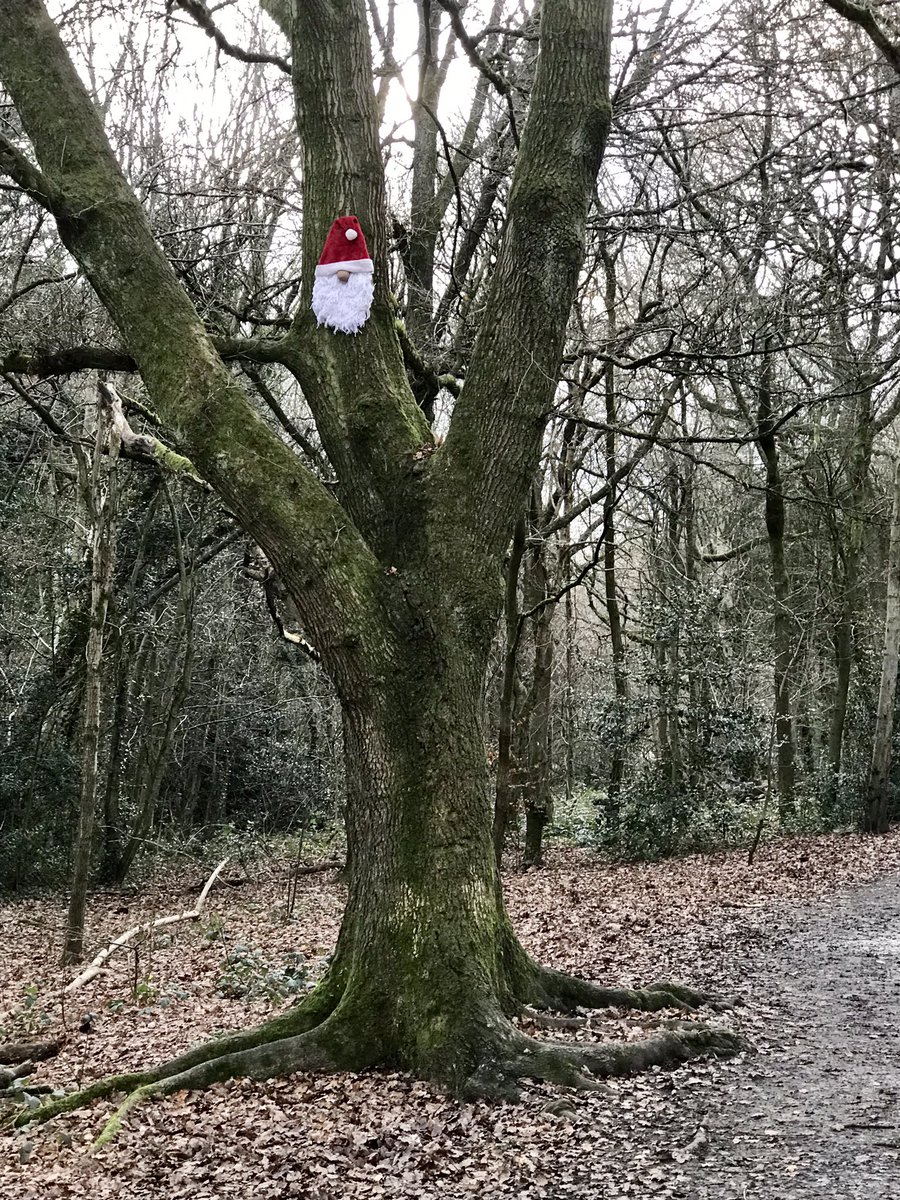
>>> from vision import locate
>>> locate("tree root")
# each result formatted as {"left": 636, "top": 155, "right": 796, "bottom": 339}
{"left": 89, "top": 1022, "right": 347, "bottom": 1151}
{"left": 461, "top": 1017, "right": 744, "bottom": 1100}
{"left": 8, "top": 965, "right": 744, "bottom": 1146}
{"left": 10, "top": 975, "right": 345, "bottom": 1133}
{"left": 520, "top": 1008, "right": 588, "bottom": 1031}
{"left": 512, "top": 1023, "right": 743, "bottom": 1088}
{"left": 530, "top": 967, "right": 728, "bottom": 1014}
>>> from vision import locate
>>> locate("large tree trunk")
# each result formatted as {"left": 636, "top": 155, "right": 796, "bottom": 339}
{"left": 333, "top": 641, "right": 522, "bottom": 1088}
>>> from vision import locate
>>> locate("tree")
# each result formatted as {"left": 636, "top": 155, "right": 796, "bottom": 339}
{"left": 864, "top": 445, "right": 900, "bottom": 834}
{"left": 0, "top": 0, "right": 737, "bottom": 1129}
{"left": 62, "top": 386, "right": 120, "bottom": 962}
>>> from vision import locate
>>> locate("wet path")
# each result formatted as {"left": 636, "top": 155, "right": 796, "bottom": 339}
{"left": 679, "top": 877, "right": 900, "bottom": 1198}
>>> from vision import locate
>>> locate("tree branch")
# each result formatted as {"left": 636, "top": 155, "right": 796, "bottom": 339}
{"left": 438, "top": 0, "right": 613, "bottom": 563}
{"left": 0, "top": 332, "right": 288, "bottom": 378}
{"left": 434, "top": 0, "right": 521, "bottom": 146}
{"left": 823, "top": 0, "right": 900, "bottom": 74}
{"left": 172, "top": 0, "right": 290, "bottom": 74}
{"left": 0, "top": 130, "right": 59, "bottom": 210}
{"left": 279, "top": 0, "right": 430, "bottom": 548}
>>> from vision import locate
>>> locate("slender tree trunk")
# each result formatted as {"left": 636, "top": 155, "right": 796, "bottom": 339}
{"left": 564, "top": 582, "right": 576, "bottom": 804}
{"left": 829, "top": 386, "right": 874, "bottom": 778}
{"left": 660, "top": 469, "right": 684, "bottom": 799}
{"left": 864, "top": 451, "right": 900, "bottom": 833}
{"left": 521, "top": 564, "right": 554, "bottom": 869}
{"left": 62, "top": 398, "right": 119, "bottom": 964}
{"left": 115, "top": 633, "right": 193, "bottom": 883}
{"left": 99, "top": 627, "right": 129, "bottom": 882}
{"left": 755, "top": 342, "right": 795, "bottom": 818}
{"left": 404, "top": 0, "right": 442, "bottom": 358}
{"left": 598, "top": 247, "right": 628, "bottom": 824}
{"left": 493, "top": 515, "right": 526, "bottom": 866}
{"left": 114, "top": 486, "right": 194, "bottom": 881}
{"left": 667, "top": 637, "right": 684, "bottom": 792}
{"left": 603, "top": 383, "right": 628, "bottom": 826}
{"left": 655, "top": 634, "right": 671, "bottom": 767}
{"left": 829, "top": 614, "right": 854, "bottom": 775}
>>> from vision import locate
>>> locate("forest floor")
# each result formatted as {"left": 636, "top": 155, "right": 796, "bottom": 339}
{"left": 3, "top": 830, "right": 900, "bottom": 1198}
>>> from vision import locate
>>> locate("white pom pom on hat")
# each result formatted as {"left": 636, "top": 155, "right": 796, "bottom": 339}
{"left": 345, "top": 228, "right": 358, "bottom": 241}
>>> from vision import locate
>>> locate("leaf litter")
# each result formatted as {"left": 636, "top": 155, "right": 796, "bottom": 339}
{"left": 3, "top": 829, "right": 900, "bottom": 1198}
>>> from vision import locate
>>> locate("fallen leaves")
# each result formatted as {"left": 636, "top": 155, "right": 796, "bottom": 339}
{"left": 2, "top": 828, "right": 900, "bottom": 1197}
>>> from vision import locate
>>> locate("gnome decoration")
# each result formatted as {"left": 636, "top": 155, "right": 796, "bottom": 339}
{"left": 311, "top": 215, "right": 374, "bottom": 334}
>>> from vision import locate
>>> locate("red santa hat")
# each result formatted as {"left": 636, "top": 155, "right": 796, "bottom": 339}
{"left": 315, "top": 215, "right": 373, "bottom": 278}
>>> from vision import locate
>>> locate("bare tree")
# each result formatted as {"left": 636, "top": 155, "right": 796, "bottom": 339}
{"left": 1, "top": 0, "right": 736, "bottom": 1126}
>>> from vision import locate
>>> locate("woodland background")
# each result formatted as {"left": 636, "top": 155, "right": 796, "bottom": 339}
{"left": 3, "top": 0, "right": 900, "bottom": 894}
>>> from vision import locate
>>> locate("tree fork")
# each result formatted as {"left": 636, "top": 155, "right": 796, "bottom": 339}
{"left": 0, "top": 1, "right": 745, "bottom": 1140}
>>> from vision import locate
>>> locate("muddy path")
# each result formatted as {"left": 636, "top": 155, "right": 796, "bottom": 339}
{"left": 670, "top": 876, "right": 900, "bottom": 1198}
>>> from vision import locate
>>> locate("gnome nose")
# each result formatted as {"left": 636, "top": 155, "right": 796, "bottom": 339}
{"left": 336, "top": 270, "right": 350, "bottom": 284}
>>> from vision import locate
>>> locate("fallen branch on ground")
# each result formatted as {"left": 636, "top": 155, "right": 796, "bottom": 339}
{"left": 0, "top": 1041, "right": 63, "bottom": 1065}
{"left": 290, "top": 860, "right": 345, "bottom": 876}
{"left": 64, "top": 858, "right": 228, "bottom": 994}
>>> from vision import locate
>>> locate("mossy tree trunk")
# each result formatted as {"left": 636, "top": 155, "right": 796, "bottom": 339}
{"left": 0, "top": 0, "right": 740, "bottom": 1108}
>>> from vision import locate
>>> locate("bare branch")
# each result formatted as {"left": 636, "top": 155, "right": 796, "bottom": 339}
{"left": 172, "top": 0, "right": 290, "bottom": 73}
{"left": 823, "top": 0, "right": 900, "bottom": 74}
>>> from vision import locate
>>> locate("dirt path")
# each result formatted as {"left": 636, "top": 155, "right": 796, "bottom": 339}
{"left": 673, "top": 876, "right": 900, "bottom": 1198}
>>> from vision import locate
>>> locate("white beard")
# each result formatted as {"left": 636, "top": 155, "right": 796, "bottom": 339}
{"left": 311, "top": 272, "right": 374, "bottom": 334}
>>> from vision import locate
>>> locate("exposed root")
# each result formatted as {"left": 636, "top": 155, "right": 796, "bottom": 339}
{"left": 92, "top": 1082, "right": 160, "bottom": 1151}
{"left": 8, "top": 958, "right": 744, "bottom": 1147}
{"left": 462, "top": 1011, "right": 744, "bottom": 1100}
{"left": 513, "top": 1023, "right": 744, "bottom": 1088}
{"left": 530, "top": 966, "right": 725, "bottom": 1014}
{"left": 520, "top": 1008, "right": 588, "bottom": 1031}
{"left": 88, "top": 1022, "right": 349, "bottom": 1151}
{"left": 13, "top": 974, "right": 345, "bottom": 1132}
{"left": 10, "top": 1067, "right": 153, "bottom": 1129}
